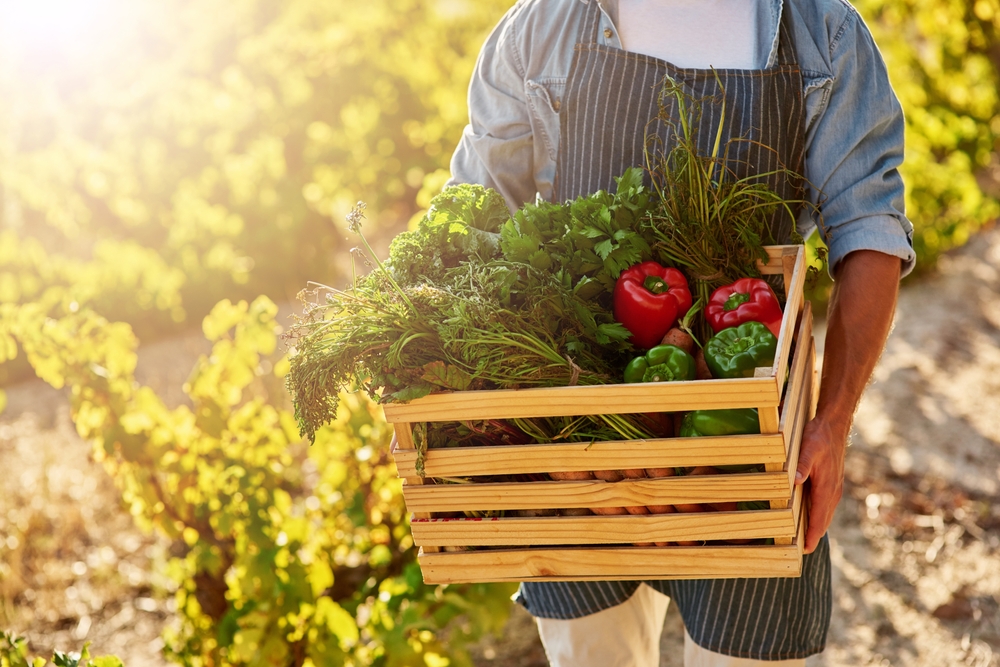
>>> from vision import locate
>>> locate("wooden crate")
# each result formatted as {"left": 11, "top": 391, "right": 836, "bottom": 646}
{"left": 384, "top": 246, "right": 817, "bottom": 584}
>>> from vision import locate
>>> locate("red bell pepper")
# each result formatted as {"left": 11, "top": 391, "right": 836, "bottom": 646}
{"left": 705, "top": 278, "right": 783, "bottom": 338}
{"left": 613, "top": 262, "right": 693, "bottom": 349}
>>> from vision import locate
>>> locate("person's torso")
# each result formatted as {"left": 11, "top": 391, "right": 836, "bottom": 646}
{"left": 502, "top": 0, "right": 844, "bottom": 202}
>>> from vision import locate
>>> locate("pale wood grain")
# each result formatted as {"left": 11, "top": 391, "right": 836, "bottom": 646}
{"left": 394, "top": 422, "right": 440, "bottom": 552}
{"left": 416, "top": 543, "right": 804, "bottom": 583}
{"left": 382, "top": 376, "right": 781, "bottom": 423}
{"left": 401, "top": 472, "right": 791, "bottom": 513}
{"left": 392, "top": 434, "right": 786, "bottom": 478}
{"left": 768, "top": 303, "right": 814, "bottom": 479}
{"left": 771, "top": 339, "right": 814, "bottom": 522}
{"left": 409, "top": 509, "right": 797, "bottom": 546}
{"left": 756, "top": 245, "right": 798, "bottom": 275}
{"left": 770, "top": 246, "right": 806, "bottom": 389}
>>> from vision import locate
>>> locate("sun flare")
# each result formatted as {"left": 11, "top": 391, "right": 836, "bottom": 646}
{"left": 0, "top": 0, "right": 128, "bottom": 59}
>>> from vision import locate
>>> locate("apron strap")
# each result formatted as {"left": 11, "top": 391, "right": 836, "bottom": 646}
{"left": 775, "top": 0, "right": 799, "bottom": 68}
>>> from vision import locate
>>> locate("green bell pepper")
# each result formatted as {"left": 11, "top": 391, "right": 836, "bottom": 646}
{"left": 623, "top": 344, "right": 696, "bottom": 383}
{"left": 737, "top": 500, "right": 771, "bottom": 511}
{"left": 704, "top": 321, "right": 778, "bottom": 379}
{"left": 679, "top": 408, "right": 762, "bottom": 473}
{"left": 679, "top": 408, "right": 760, "bottom": 437}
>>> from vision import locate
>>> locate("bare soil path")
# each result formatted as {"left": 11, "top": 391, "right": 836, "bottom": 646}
{"left": 3, "top": 230, "right": 1000, "bottom": 665}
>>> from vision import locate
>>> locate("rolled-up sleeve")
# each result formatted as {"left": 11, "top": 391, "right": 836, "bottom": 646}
{"left": 803, "top": 9, "right": 916, "bottom": 277}
{"left": 448, "top": 5, "right": 538, "bottom": 213}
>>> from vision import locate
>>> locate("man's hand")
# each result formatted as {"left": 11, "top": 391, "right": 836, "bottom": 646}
{"left": 796, "top": 413, "right": 849, "bottom": 553}
{"left": 795, "top": 249, "right": 901, "bottom": 553}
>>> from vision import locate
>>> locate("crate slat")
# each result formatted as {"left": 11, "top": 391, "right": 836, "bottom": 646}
{"left": 415, "top": 487, "right": 807, "bottom": 583}
{"left": 771, "top": 327, "right": 814, "bottom": 520}
{"left": 416, "top": 543, "right": 801, "bottom": 583}
{"left": 769, "top": 246, "right": 806, "bottom": 395}
{"left": 769, "top": 304, "right": 814, "bottom": 514}
{"left": 402, "top": 472, "right": 790, "bottom": 513}
{"left": 410, "top": 508, "right": 796, "bottom": 546}
{"left": 394, "top": 422, "right": 441, "bottom": 553}
{"left": 392, "top": 433, "right": 785, "bottom": 478}
{"left": 778, "top": 303, "right": 814, "bottom": 457}
{"left": 757, "top": 246, "right": 796, "bottom": 275}
{"left": 382, "top": 376, "right": 780, "bottom": 423}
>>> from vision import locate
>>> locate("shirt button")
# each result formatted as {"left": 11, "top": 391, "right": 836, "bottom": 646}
{"left": 604, "top": 27, "right": 613, "bottom": 39}
{"left": 553, "top": 99, "right": 561, "bottom": 111}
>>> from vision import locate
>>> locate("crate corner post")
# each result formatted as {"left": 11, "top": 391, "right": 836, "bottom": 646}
{"left": 392, "top": 421, "right": 440, "bottom": 554}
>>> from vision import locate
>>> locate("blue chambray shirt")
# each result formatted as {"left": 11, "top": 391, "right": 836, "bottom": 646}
{"left": 448, "top": 0, "right": 916, "bottom": 277}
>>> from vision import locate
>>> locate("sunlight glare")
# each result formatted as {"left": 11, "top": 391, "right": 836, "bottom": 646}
{"left": 0, "top": 0, "right": 125, "bottom": 59}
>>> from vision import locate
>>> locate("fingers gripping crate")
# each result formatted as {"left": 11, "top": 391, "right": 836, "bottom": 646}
{"left": 384, "top": 246, "right": 817, "bottom": 584}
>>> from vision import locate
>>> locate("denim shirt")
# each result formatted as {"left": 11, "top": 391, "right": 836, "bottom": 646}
{"left": 448, "top": 0, "right": 916, "bottom": 276}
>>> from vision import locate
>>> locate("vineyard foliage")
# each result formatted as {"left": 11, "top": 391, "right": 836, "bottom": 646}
{"left": 855, "top": 0, "right": 1000, "bottom": 264}
{"left": 2, "top": 632, "right": 123, "bottom": 667}
{"left": 1, "top": 293, "right": 515, "bottom": 665}
{"left": 2, "top": 0, "right": 1000, "bottom": 663}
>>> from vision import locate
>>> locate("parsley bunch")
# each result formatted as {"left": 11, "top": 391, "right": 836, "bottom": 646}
{"left": 285, "top": 176, "right": 657, "bottom": 443}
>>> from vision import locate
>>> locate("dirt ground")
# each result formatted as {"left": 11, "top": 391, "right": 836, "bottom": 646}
{"left": 2, "top": 228, "right": 1000, "bottom": 665}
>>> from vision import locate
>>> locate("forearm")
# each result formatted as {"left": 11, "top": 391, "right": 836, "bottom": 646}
{"left": 815, "top": 250, "right": 901, "bottom": 436}
{"left": 796, "top": 249, "right": 901, "bottom": 553}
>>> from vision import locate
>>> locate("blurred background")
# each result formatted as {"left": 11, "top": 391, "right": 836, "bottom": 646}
{"left": 1, "top": 1, "right": 999, "bottom": 665}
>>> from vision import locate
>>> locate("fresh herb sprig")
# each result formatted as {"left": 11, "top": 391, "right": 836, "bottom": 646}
{"left": 643, "top": 78, "right": 813, "bottom": 340}
{"left": 285, "top": 186, "right": 650, "bottom": 442}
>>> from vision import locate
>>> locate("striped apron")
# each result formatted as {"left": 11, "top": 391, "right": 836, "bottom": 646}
{"left": 516, "top": 1, "right": 832, "bottom": 660}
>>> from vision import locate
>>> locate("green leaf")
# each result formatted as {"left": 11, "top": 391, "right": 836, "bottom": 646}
{"left": 595, "top": 323, "right": 633, "bottom": 344}
{"left": 615, "top": 167, "right": 645, "bottom": 193}
{"left": 572, "top": 276, "right": 605, "bottom": 301}
{"left": 388, "top": 384, "right": 433, "bottom": 403}
{"left": 500, "top": 233, "right": 538, "bottom": 263}
{"left": 593, "top": 239, "right": 614, "bottom": 260}
{"left": 528, "top": 249, "right": 553, "bottom": 271}
{"left": 317, "top": 598, "right": 360, "bottom": 646}
{"left": 420, "top": 361, "right": 473, "bottom": 391}
{"left": 89, "top": 657, "right": 124, "bottom": 667}
{"left": 52, "top": 651, "right": 81, "bottom": 667}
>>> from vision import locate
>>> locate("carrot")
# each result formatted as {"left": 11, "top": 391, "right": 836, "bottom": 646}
{"left": 708, "top": 502, "right": 739, "bottom": 512}
{"left": 660, "top": 327, "right": 695, "bottom": 355}
{"left": 515, "top": 508, "right": 560, "bottom": 517}
{"left": 549, "top": 470, "right": 595, "bottom": 481}
{"left": 673, "top": 503, "right": 706, "bottom": 513}
{"left": 695, "top": 348, "right": 713, "bottom": 380}
{"left": 559, "top": 507, "right": 593, "bottom": 516}
{"left": 591, "top": 506, "right": 629, "bottom": 515}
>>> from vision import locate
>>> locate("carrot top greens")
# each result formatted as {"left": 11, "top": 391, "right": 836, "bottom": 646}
{"left": 285, "top": 82, "right": 812, "bottom": 444}
{"left": 285, "top": 170, "right": 655, "bottom": 443}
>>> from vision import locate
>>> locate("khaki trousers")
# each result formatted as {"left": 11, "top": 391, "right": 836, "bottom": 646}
{"left": 534, "top": 584, "right": 807, "bottom": 667}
